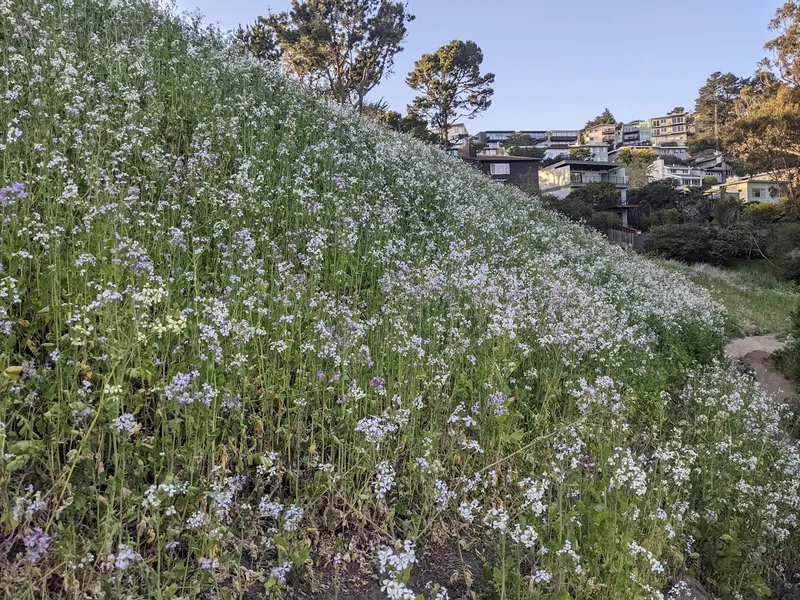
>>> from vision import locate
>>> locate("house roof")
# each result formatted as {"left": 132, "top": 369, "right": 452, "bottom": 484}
{"left": 463, "top": 155, "right": 541, "bottom": 163}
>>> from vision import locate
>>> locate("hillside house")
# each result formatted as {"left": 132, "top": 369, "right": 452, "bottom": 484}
{"left": 462, "top": 155, "right": 540, "bottom": 187}
{"left": 538, "top": 159, "right": 628, "bottom": 201}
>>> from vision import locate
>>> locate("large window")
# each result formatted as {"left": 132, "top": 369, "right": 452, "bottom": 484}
{"left": 490, "top": 163, "right": 511, "bottom": 176}
{"left": 753, "top": 188, "right": 763, "bottom": 199}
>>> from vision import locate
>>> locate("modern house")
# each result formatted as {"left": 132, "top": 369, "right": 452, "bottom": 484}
{"left": 585, "top": 123, "right": 616, "bottom": 146}
{"left": 648, "top": 159, "right": 704, "bottom": 188}
{"left": 649, "top": 112, "right": 689, "bottom": 146}
{"left": 608, "top": 144, "right": 689, "bottom": 162}
{"left": 615, "top": 120, "right": 652, "bottom": 147}
{"left": 705, "top": 174, "right": 786, "bottom": 203}
{"left": 538, "top": 159, "right": 628, "bottom": 201}
{"left": 473, "top": 130, "right": 547, "bottom": 156}
{"left": 462, "top": 155, "right": 540, "bottom": 186}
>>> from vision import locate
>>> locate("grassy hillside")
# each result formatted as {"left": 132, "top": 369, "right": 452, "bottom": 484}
{"left": 662, "top": 260, "right": 799, "bottom": 336}
{"left": 0, "top": 1, "right": 798, "bottom": 599}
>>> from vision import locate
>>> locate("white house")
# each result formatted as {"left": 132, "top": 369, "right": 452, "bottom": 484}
{"left": 539, "top": 159, "right": 628, "bottom": 202}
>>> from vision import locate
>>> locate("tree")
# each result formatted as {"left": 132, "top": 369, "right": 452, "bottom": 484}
{"left": 764, "top": 1, "right": 800, "bottom": 86}
{"left": 702, "top": 175, "right": 720, "bottom": 187}
{"left": 569, "top": 147, "right": 593, "bottom": 160}
{"left": 724, "top": 4, "right": 800, "bottom": 213}
{"left": 235, "top": 17, "right": 280, "bottom": 60}
{"left": 669, "top": 106, "right": 686, "bottom": 114}
{"left": 585, "top": 108, "right": 617, "bottom": 129}
{"left": 617, "top": 148, "right": 657, "bottom": 190}
{"left": 239, "top": 0, "right": 414, "bottom": 112}
{"left": 725, "top": 85, "right": 800, "bottom": 205}
{"left": 406, "top": 40, "right": 495, "bottom": 147}
{"left": 694, "top": 71, "right": 748, "bottom": 145}
{"left": 582, "top": 109, "right": 617, "bottom": 144}
{"left": 501, "top": 133, "right": 545, "bottom": 158}
{"left": 363, "top": 101, "right": 436, "bottom": 143}
{"left": 565, "top": 182, "right": 620, "bottom": 211}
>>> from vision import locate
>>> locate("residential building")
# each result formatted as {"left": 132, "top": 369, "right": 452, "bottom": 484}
{"left": 461, "top": 155, "right": 540, "bottom": 186}
{"left": 615, "top": 120, "right": 651, "bottom": 147}
{"left": 705, "top": 174, "right": 786, "bottom": 203}
{"left": 585, "top": 123, "right": 616, "bottom": 146}
{"left": 474, "top": 130, "right": 547, "bottom": 156}
{"left": 538, "top": 159, "right": 628, "bottom": 201}
{"left": 688, "top": 150, "right": 734, "bottom": 183}
{"left": 649, "top": 112, "right": 689, "bottom": 146}
{"left": 547, "top": 129, "right": 580, "bottom": 148}
{"left": 608, "top": 145, "right": 688, "bottom": 162}
{"left": 648, "top": 159, "right": 704, "bottom": 188}
{"left": 441, "top": 123, "right": 470, "bottom": 155}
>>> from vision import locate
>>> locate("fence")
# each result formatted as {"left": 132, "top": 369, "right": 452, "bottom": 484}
{"left": 607, "top": 227, "right": 646, "bottom": 249}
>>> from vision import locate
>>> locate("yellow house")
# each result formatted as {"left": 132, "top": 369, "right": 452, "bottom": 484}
{"left": 649, "top": 112, "right": 688, "bottom": 146}
{"left": 705, "top": 174, "right": 785, "bottom": 203}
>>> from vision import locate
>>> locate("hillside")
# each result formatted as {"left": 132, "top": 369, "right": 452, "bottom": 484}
{"left": 0, "top": 1, "right": 798, "bottom": 599}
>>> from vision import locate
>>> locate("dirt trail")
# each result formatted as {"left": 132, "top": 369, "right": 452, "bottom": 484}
{"left": 725, "top": 335, "right": 796, "bottom": 402}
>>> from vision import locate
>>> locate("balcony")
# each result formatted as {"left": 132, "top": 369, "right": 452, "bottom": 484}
{"left": 570, "top": 172, "right": 627, "bottom": 185}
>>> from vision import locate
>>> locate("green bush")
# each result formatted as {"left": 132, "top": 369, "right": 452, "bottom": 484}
{"left": 565, "top": 182, "right": 620, "bottom": 211}
{"left": 588, "top": 210, "right": 621, "bottom": 231}
{"left": 766, "top": 222, "right": 800, "bottom": 282}
{"left": 646, "top": 224, "right": 744, "bottom": 266}
{"left": 742, "top": 201, "right": 783, "bottom": 227}
{"left": 774, "top": 302, "right": 800, "bottom": 381}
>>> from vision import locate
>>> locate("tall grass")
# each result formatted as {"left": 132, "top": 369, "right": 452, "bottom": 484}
{"left": 665, "top": 260, "right": 799, "bottom": 336}
{"left": 0, "top": 1, "right": 799, "bottom": 599}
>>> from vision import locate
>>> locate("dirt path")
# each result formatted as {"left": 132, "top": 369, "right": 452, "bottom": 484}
{"left": 725, "top": 335, "right": 796, "bottom": 402}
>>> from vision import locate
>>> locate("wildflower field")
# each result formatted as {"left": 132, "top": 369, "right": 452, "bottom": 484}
{"left": 1, "top": 1, "right": 799, "bottom": 598}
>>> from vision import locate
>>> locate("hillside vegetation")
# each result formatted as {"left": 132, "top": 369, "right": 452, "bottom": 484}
{"left": 1, "top": 1, "right": 799, "bottom": 599}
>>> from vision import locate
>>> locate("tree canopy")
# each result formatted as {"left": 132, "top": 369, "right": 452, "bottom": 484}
{"left": 238, "top": 0, "right": 413, "bottom": 112}
{"left": 724, "top": 2, "right": 800, "bottom": 209}
{"left": 502, "top": 133, "right": 545, "bottom": 158}
{"left": 585, "top": 108, "right": 617, "bottom": 129}
{"left": 406, "top": 40, "right": 495, "bottom": 147}
{"left": 617, "top": 148, "right": 657, "bottom": 190}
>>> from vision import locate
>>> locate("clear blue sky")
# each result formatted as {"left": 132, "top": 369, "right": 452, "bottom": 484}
{"left": 175, "top": 0, "right": 781, "bottom": 132}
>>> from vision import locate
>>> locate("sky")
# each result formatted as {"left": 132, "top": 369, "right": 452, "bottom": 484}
{"left": 175, "top": 0, "right": 781, "bottom": 132}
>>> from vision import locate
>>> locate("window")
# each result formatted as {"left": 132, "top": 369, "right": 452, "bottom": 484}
{"left": 490, "top": 163, "right": 511, "bottom": 176}
{"left": 671, "top": 116, "right": 684, "bottom": 124}
{"left": 753, "top": 188, "right": 763, "bottom": 199}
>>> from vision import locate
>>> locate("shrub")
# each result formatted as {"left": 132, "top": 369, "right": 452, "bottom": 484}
{"left": 742, "top": 201, "right": 783, "bottom": 227}
{"left": 588, "top": 210, "right": 621, "bottom": 231}
{"left": 564, "top": 181, "right": 620, "bottom": 211}
{"left": 766, "top": 223, "right": 800, "bottom": 282}
{"left": 774, "top": 302, "right": 800, "bottom": 381}
{"left": 646, "top": 224, "right": 743, "bottom": 266}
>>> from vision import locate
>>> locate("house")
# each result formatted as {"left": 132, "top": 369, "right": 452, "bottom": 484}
{"left": 648, "top": 158, "right": 704, "bottom": 188}
{"left": 474, "top": 130, "right": 547, "bottom": 156}
{"left": 462, "top": 155, "right": 540, "bottom": 186}
{"left": 688, "top": 150, "right": 734, "bottom": 183}
{"left": 585, "top": 123, "right": 616, "bottom": 146}
{"left": 649, "top": 112, "right": 689, "bottom": 146}
{"left": 608, "top": 145, "right": 688, "bottom": 162}
{"left": 538, "top": 159, "right": 628, "bottom": 201}
{"left": 615, "top": 120, "right": 651, "bottom": 147}
{"left": 705, "top": 174, "right": 786, "bottom": 203}
{"left": 441, "top": 123, "right": 470, "bottom": 155}
{"left": 547, "top": 129, "right": 580, "bottom": 146}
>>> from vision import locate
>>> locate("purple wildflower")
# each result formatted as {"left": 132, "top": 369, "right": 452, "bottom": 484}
{"left": 23, "top": 528, "right": 51, "bottom": 562}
